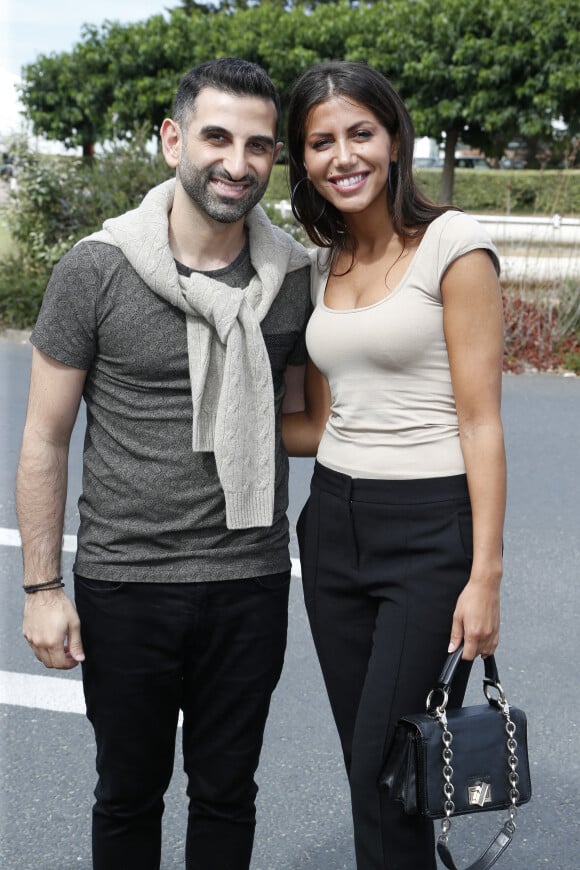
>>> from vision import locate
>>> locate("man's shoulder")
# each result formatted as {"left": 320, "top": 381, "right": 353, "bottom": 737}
{"left": 55, "top": 238, "right": 143, "bottom": 287}
{"left": 72, "top": 237, "right": 130, "bottom": 263}
{"left": 248, "top": 206, "right": 310, "bottom": 272}
{"left": 271, "top": 225, "right": 311, "bottom": 273}
{"left": 42, "top": 239, "right": 151, "bottom": 323}
{"left": 54, "top": 237, "right": 127, "bottom": 273}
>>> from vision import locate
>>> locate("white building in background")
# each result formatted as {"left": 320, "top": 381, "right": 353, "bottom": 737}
{"left": 414, "top": 137, "right": 440, "bottom": 160}
{"left": 413, "top": 137, "right": 443, "bottom": 167}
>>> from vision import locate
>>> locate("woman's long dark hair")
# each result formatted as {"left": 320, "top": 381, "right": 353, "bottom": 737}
{"left": 287, "top": 62, "right": 455, "bottom": 261}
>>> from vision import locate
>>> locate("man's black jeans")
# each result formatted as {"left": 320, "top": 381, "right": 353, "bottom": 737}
{"left": 74, "top": 571, "right": 290, "bottom": 870}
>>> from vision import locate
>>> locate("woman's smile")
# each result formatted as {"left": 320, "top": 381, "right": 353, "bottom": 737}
{"left": 329, "top": 172, "right": 369, "bottom": 192}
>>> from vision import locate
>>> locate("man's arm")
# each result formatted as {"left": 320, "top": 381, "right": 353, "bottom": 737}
{"left": 17, "top": 348, "right": 87, "bottom": 669}
{"left": 282, "top": 364, "right": 306, "bottom": 414}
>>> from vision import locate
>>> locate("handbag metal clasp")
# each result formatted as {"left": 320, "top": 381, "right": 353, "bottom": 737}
{"left": 468, "top": 781, "right": 492, "bottom": 807}
{"left": 484, "top": 679, "right": 509, "bottom": 712}
{"left": 426, "top": 687, "right": 449, "bottom": 715}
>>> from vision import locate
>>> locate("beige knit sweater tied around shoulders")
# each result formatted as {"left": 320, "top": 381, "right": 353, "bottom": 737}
{"left": 84, "top": 179, "right": 310, "bottom": 529}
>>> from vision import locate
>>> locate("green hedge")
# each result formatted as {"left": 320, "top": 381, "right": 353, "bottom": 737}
{"left": 265, "top": 166, "right": 580, "bottom": 216}
{"left": 414, "top": 169, "right": 580, "bottom": 216}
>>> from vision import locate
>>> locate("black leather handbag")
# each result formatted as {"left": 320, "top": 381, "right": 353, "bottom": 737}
{"left": 379, "top": 646, "right": 532, "bottom": 870}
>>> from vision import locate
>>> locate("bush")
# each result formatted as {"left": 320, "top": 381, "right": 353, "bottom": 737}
{"left": 0, "top": 252, "right": 51, "bottom": 327}
{"left": 415, "top": 169, "right": 580, "bottom": 215}
{"left": 502, "top": 280, "right": 580, "bottom": 373}
{"left": 0, "top": 130, "right": 171, "bottom": 328}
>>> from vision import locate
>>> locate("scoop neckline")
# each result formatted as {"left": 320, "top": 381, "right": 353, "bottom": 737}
{"left": 319, "top": 217, "right": 438, "bottom": 314}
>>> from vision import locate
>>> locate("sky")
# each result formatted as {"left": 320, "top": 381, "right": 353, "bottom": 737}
{"left": 0, "top": 0, "right": 176, "bottom": 140}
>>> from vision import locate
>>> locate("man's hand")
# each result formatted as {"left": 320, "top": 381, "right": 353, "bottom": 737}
{"left": 23, "top": 589, "right": 85, "bottom": 669}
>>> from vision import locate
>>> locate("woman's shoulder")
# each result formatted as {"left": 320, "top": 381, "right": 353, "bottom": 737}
{"left": 429, "top": 210, "right": 493, "bottom": 245}
{"left": 427, "top": 211, "right": 499, "bottom": 275}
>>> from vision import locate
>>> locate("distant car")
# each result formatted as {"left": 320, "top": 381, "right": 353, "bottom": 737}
{"left": 500, "top": 157, "right": 527, "bottom": 170}
{"left": 413, "top": 156, "right": 444, "bottom": 168}
{"left": 454, "top": 156, "right": 490, "bottom": 170}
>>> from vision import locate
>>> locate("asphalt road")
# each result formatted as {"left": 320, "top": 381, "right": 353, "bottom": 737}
{"left": 1, "top": 334, "right": 579, "bottom": 869}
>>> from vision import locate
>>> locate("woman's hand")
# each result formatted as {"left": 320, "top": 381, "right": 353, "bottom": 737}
{"left": 448, "top": 572, "right": 501, "bottom": 660}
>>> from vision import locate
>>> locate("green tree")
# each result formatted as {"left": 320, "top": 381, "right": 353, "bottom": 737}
{"left": 18, "top": 33, "right": 113, "bottom": 156}
{"left": 102, "top": 15, "right": 180, "bottom": 140}
{"left": 347, "top": 0, "right": 580, "bottom": 201}
{"left": 178, "top": 0, "right": 219, "bottom": 11}
{"left": 19, "top": 11, "right": 213, "bottom": 150}
{"left": 236, "top": 2, "right": 357, "bottom": 103}
{"left": 17, "top": 0, "right": 580, "bottom": 194}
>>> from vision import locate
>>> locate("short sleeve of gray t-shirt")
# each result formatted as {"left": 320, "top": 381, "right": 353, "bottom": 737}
{"left": 31, "top": 239, "right": 311, "bottom": 583}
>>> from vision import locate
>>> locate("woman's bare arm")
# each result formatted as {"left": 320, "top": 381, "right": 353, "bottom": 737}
{"left": 442, "top": 249, "right": 506, "bottom": 661}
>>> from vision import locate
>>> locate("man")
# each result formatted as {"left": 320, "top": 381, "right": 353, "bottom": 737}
{"left": 16, "top": 58, "right": 311, "bottom": 870}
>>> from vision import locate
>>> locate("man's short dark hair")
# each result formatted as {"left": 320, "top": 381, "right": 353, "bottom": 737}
{"left": 173, "top": 57, "right": 281, "bottom": 136}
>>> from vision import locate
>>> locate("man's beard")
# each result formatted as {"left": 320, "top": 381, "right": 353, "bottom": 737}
{"left": 179, "top": 155, "right": 269, "bottom": 223}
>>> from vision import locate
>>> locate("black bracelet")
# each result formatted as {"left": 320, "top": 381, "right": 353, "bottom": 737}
{"left": 23, "top": 577, "right": 65, "bottom": 594}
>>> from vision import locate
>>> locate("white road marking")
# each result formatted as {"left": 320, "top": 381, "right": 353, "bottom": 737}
{"left": 1, "top": 527, "right": 301, "bottom": 716}
{"left": 0, "top": 527, "right": 77, "bottom": 552}
{"left": 1, "top": 528, "right": 86, "bottom": 714}
{"left": 0, "top": 670, "right": 186, "bottom": 725}
{"left": 0, "top": 669, "right": 85, "bottom": 714}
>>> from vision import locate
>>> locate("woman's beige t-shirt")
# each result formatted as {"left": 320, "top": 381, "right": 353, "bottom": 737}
{"left": 306, "top": 210, "right": 500, "bottom": 480}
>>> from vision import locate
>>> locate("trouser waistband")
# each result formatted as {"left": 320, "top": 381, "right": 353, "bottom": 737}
{"left": 311, "top": 461, "right": 469, "bottom": 505}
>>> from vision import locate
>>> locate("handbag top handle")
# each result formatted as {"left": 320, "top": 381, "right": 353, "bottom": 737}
{"left": 428, "top": 644, "right": 503, "bottom": 715}
{"left": 437, "top": 644, "right": 500, "bottom": 690}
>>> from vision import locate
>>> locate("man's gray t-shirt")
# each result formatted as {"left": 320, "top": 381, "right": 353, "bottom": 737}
{"left": 31, "top": 239, "right": 311, "bottom": 583}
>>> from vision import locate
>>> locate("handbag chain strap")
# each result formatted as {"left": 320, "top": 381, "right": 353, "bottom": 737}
{"left": 434, "top": 685, "right": 521, "bottom": 870}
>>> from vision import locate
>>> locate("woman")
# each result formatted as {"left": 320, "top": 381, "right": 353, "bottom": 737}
{"left": 283, "top": 62, "right": 506, "bottom": 870}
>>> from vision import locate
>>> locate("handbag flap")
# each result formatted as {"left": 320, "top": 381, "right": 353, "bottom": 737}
{"left": 400, "top": 704, "right": 531, "bottom": 818}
